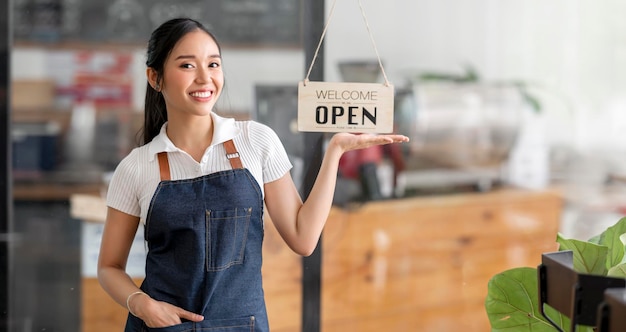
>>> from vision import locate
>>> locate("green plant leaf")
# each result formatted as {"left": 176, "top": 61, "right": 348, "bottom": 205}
{"left": 486, "top": 217, "right": 626, "bottom": 332}
{"left": 521, "top": 90, "right": 542, "bottom": 113}
{"left": 557, "top": 233, "right": 608, "bottom": 275}
{"left": 592, "top": 217, "right": 626, "bottom": 268}
{"left": 608, "top": 262, "right": 626, "bottom": 277}
{"left": 485, "top": 267, "right": 570, "bottom": 331}
{"left": 587, "top": 234, "right": 602, "bottom": 245}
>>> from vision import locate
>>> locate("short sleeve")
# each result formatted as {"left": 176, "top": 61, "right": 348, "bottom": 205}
{"left": 106, "top": 150, "right": 141, "bottom": 217}
{"left": 248, "top": 121, "right": 293, "bottom": 183}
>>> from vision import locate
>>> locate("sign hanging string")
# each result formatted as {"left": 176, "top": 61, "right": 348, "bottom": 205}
{"left": 304, "top": 0, "right": 390, "bottom": 87}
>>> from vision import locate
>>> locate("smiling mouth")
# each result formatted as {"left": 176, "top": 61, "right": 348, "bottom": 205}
{"left": 190, "top": 91, "right": 213, "bottom": 98}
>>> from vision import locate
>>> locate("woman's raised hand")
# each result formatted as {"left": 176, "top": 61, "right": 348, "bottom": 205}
{"left": 328, "top": 132, "right": 409, "bottom": 154}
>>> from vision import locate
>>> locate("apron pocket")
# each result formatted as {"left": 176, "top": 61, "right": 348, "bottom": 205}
{"left": 205, "top": 207, "right": 252, "bottom": 271}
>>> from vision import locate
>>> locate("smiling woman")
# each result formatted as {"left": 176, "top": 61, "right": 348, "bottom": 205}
{"left": 96, "top": 17, "right": 407, "bottom": 332}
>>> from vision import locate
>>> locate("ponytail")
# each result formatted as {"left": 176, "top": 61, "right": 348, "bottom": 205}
{"left": 141, "top": 82, "right": 167, "bottom": 145}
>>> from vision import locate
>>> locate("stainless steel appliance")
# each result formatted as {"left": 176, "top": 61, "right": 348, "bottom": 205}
{"left": 394, "top": 82, "right": 524, "bottom": 194}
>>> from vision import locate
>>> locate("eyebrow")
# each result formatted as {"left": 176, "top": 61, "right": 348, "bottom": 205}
{"left": 174, "top": 54, "right": 221, "bottom": 60}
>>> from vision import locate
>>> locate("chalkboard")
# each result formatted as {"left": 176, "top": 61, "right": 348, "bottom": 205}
{"left": 13, "top": 0, "right": 302, "bottom": 48}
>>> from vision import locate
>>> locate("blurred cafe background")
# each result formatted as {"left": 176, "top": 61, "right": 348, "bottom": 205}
{"left": 3, "top": 0, "right": 626, "bottom": 331}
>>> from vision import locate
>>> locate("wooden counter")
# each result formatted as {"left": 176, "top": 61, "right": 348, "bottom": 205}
{"left": 316, "top": 187, "right": 562, "bottom": 331}
{"left": 75, "top": 187, "right": 563, "bottom": 332}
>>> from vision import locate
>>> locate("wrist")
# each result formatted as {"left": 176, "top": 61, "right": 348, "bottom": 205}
{"left": 326, "top": 136, "right": 345, "bottom": 160}
{"left": 126, "top": 291, "right": 148, "bottom": 317}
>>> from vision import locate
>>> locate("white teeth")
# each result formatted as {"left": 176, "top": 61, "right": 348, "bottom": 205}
{"left": 190, "top": 91, "right": 212, "bottom": 98}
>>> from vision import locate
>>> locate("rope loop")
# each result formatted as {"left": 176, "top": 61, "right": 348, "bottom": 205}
{"left": 304, "top": 0, "right": 390, "bottom": 87}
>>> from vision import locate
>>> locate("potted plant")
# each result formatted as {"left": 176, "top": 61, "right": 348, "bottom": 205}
{"left": 485, "top": 217, "right": 626, "bottom": 331}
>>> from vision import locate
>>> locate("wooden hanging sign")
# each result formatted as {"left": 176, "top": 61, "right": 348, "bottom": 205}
{"left": 297, "top": 81, "right": 394, "bottom": 133}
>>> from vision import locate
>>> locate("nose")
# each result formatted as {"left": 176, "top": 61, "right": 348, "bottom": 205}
{"left": 196, "top": 67, "right": 211, "bottom": 84}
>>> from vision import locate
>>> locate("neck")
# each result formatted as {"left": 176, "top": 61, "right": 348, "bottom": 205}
{"left": 166, "top": 114, "right": 214, "bottom": 160}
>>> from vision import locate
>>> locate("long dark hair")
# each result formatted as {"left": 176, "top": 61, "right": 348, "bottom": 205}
{"left": 140, "top": 18, "right": 222, "bottom": 145}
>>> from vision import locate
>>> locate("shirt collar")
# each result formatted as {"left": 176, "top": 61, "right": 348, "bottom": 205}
{"left": 147, "top": 112, "right": 241, "bottom": 161}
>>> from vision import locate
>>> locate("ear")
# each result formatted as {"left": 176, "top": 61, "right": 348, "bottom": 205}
{"left": 146, "top": 68, "right": 159, "bottom": 90}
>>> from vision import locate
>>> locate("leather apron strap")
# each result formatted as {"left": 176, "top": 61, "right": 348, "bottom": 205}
{"left": 157, "top": 152, "right": 171, "bottom": 181}
{"left": 223, "top": 139, "right": 243, "bottom": 169}
{"left": 156, "top": 139, "right": 243, "bottom": 181}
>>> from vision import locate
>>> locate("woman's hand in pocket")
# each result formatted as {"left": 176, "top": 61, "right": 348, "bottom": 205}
{"left": 132, "top": 295, "right": 204, "bottom": 328}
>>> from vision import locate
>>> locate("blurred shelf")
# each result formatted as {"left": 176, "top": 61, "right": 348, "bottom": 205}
{"left": 11, "top": 108, "right": 73, "bottom": 128}
{"left": 13, "top": 169, "right": 105, "bottom": 201}
{"left": 13, "top": 182, "right": 102, "bottom": 201}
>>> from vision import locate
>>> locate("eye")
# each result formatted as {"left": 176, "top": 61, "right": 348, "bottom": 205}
{"left": 180, "top": 63, "right": 194, "bottom": 69}
{"left": 209, "top": 62, "right": 220, "bottom": 68}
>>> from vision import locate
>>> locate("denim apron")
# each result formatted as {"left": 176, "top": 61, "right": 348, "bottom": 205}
{"left": 124, "top": 139, "right": 269, "bottom": 331}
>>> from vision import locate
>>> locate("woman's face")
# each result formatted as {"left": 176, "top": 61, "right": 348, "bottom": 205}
{"left": 157, "top": 29, "right": 224, "bottom": 118}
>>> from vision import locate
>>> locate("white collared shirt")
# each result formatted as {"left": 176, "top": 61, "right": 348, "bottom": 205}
{"left": 106, "top": 112, "right": 292, "bottom": 224}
